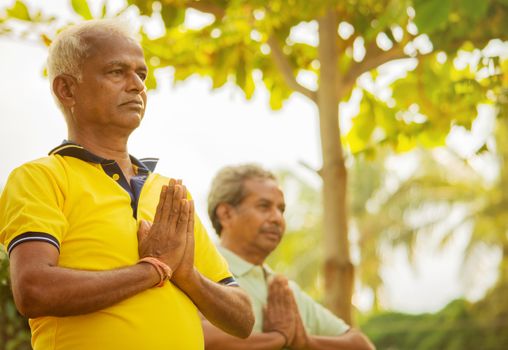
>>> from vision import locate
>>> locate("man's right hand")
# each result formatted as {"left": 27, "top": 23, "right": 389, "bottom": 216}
{"left": 263, "top": 275, "right": 297, "bottom": 346}
{"left": 137, "top": 179, "right": 191, "bottom": 272}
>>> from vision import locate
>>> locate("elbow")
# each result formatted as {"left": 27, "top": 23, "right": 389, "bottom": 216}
{"left": 348, "top": 329, "right": 376, "bottom": 350}
{"left": 231, "top": 308, "right": 254, "bottom": 339}
{"left": 14, "top": 290, "right": 44, "bottom": 318}
{"left": 238, "top": 295, "right": 255, "bottom": 338}
{"left": 359, "top": 336, "right": 376, "bottom": 350}
{"left": 12, "top": 275, "right": 51, "bottom": 318}
{"left": 237, "top": 320, "right": 254, "bottom": 339}
{"left": 362, "top": 341, "right": 376, "bottom": 350}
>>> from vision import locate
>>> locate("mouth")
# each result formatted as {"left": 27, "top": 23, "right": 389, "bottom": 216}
{"left": 119, "top": 100, "right": 144, "bottom": 109}
{"left": 261, "top": 229, "right": 282, "bottom": 241}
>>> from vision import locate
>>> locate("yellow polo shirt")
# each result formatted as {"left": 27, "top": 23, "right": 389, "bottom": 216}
{"left": 0, "top": 143, "right": 236, "bottom": 350}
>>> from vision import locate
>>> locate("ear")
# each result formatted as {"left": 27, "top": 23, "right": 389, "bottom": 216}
{"left": 216, "top": 203, "right": 234, "bottom": 229}
{"left": 52, "top": 74, "right": 77, "bottom": 108}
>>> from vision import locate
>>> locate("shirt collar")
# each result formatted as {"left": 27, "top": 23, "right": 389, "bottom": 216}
{"left": 217, "top": 245, "right": 273, "bottom": 277}
{"left": 49, "top": 140, "right": 158, "bottom": 173}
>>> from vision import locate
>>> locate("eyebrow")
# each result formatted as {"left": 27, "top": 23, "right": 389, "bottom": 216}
{"left": 105, "top": 60, "right": 148, "bottom": 72}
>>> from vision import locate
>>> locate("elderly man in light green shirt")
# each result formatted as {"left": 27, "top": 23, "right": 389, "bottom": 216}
{"left": 202, "top": 164, "right": 375, "bottom": 350}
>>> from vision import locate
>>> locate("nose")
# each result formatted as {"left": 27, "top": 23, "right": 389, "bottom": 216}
{"left": 127, "top": 72, "right": 146, "bottom": 93}
{"left": 269, "top": 207, "right": 284, "bottom": 226}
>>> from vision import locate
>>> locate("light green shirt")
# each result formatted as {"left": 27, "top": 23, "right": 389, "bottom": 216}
{"left": 218, "top": 246, "right": 350, "bottom": 337}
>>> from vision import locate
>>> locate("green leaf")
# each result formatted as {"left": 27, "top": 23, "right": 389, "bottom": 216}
{"left": 71, "top": 0, "right": 93, "bottom": 20}
{"left": 462, "top": 0, "right": 489, "bottom": 21}
{"left": 414, "top": 0, "right": 451, "bottom": 33}
{"left": 160, "top": 5, "right": 186, "bottom": 28}
{"left": 6, "top": 1, "right": 30, "bottom": 21}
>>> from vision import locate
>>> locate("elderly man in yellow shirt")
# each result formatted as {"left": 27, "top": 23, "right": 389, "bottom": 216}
{"left": 0, "top": 19, "right": 253, "bottom": 350}
{"left": 203, "top": 164, "right": 376, "bottom": 350}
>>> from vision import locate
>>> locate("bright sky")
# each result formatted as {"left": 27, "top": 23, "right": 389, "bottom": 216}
{"left": 0, "top": 0, "right": 499, "bottom": 314}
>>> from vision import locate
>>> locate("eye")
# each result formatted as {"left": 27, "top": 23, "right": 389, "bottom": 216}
{"left": 109, "top": 69, "right": 123, "bottom": 76}
{"left": 257, "top": 202, "right": 270, "bottom": 211}
{"left": 137, "top": 72, "right": 147, "bottom": 81}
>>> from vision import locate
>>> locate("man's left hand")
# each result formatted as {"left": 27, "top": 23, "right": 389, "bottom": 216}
{"left": 171, "top": 194, "right": 196, "bottom": 289}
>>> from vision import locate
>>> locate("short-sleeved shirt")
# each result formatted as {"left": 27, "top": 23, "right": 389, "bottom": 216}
{"left": 0, "top": 142, "right": 236, "bottom": 350}
{"left": 217, "top": 246, "right": 349, "bottom": 342}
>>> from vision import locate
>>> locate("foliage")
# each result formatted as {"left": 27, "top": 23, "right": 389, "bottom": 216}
{"left": 362, "top": 296, "right": 508, "bottom": 350}
{"left": 0, "top": 251, "right": 31, "bottom": 350}
{"left": 346, "top": 53, "right": 500, "bottom": 154}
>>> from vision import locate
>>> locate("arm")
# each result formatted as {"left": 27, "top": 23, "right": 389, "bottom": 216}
{"left": 203, "top": 319, "right": 286, "bottom": 350}
{"left": 305, "top": 329, "right": 375, "bottom": 350}
{"left": 265, "top": 278, "right": 375, "bottom": 350}
{"left": 10, "top": 180, "right": 188, "bottom": 318}
{"left": 201, "top": 275, "right": 297, "bottom": 349}
{"left": 170, "top": 200, "right": 254, "bottom": 338}
{"left": 9, "top": 241, "right": 159, "bottom": 318}
{"left": 287, "top": 289, "right": 375, "bottom": 350}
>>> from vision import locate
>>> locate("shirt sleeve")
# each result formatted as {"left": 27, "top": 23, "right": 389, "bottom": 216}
{"left": 0, "top": 160, "right": 68, "bottom": 255}
{"left": 289, "top": 281, "right": 350, "bottom": 336}
{"left": 193, "top": 214, "right": 237, "bottom": 285}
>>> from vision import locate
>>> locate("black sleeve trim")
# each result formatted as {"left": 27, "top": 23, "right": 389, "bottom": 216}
{"left": 218, "top": 276, "right": 239, "bottom": 287}
{"left": 7, "top": 232, "right": 60, "bottom": 256}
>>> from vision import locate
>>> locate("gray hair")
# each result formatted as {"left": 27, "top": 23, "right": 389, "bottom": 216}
{"left": 47, "top": 18, "right": 139, "bottom": 111}
{"left": 208, "top": 164, "right": 277, "bottom": 235}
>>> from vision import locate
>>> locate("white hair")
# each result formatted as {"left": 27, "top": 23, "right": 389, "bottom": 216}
{"left": 47, "top": 18, "right": 139, "bottom": 112}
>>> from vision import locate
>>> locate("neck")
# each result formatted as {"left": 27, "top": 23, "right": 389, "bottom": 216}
{"left": 221, "top": 239, "right": 268, "bottom": 266}
{"left": 68, "top": 127, "right": 135, "bottom": 179}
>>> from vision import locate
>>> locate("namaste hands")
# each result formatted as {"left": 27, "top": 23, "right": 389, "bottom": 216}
{"left": 137, "top": 179, "right": 195, "bottom": 287}
{"left": 263, "top": 275, "right": 309, "bottom": 349}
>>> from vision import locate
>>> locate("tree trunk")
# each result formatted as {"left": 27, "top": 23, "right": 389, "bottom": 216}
{"left": 317, "top": 9, "right": 354, "bottom": 325}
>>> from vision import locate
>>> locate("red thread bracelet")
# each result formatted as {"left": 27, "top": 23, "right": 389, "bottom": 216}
{"left": 138, "top": 257, "right": 172, "bottom": 287}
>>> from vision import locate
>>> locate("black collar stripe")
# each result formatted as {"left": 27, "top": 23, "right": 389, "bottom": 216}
{"left": 49, "top": 141, "right": 158, "bottom": 172}
{"left": 48, "top": 141, "right": 158, "bottom": 219}
{"left": 139, "top": 158, "right": 158, "bottom": 172}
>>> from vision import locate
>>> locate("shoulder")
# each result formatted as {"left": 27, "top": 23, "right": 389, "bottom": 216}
{"left": 14, "top": 155, "right": 68, "bottom": 174}
{"left": 7, "top": 155, "right": 66, "bottom": 181}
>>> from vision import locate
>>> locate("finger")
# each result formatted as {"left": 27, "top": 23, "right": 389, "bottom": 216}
{"left": 272, "top": 274, "right": 289, "bottom": 286}
{"left": 175, "top": 199, "right": 190, "bottom": 235}
{"left": 160, "top": 179, "right": 176, "bottom": 224}
{"left": 269, "top": 275, "right": 285, "bottom": 296}
{"left": 187, "top": 200, "right": 195, "bottom": 234}
{"left": 153, "top": 185, "right": 167, "bottom": 224}
{"left": 185, "top": 200, "right": 195, "bottom": 257}
{"left": 168, "top": 184, "right": 182, "bottom": 230}
{"left": 182, "top": 185, "right": 188, "bottom": 200}
{"left": 137, "top": 219, "right": 152, "bottom": 241}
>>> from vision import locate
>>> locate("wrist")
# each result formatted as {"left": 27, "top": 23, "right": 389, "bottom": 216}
{"left": 269, "top": 330, "right": 288, "bottom": 348}
{"left": 173, "top": 266, "right": 200, "bottom": 292}
{"left": 138, "top": 257, "right": 173, "bottom": 287}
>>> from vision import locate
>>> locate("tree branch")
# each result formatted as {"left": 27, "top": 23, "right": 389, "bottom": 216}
{"left": 343, "top": 42, "right": 407, "bottom": 89}
{"left": 267, "top": 35, "right": 317, "bottom": 102}
{"left": 185, "top": 1, "right": 225, "bottom": 19}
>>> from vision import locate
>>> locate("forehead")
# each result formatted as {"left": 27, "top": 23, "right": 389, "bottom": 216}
{"left": 82, "top": 31, "right": 146, "bottom": 67}
{"left": 242, "top": 178, "right": 284, "bottom": 203}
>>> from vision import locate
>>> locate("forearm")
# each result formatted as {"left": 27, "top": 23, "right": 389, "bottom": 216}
{"left": 12, "top": 260, "right": 159, "bottom": 318}
{"left": 177, "top": 268, "right": 254, "bottom": 338}
{"left": 203, "top": 320, "right": 286, "bottom": 350}
{"left": 306, "top": 329, "right": 375, "bottom": 350}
